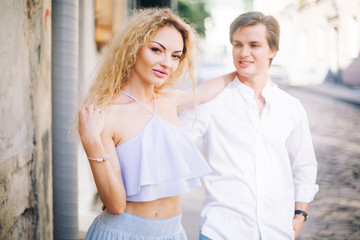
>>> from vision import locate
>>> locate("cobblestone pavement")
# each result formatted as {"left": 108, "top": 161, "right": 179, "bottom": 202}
{"left": 182, "top": 86, "right": 360, "bottom": 240}
{"left": 288, "top": 87, "right": 360, "bottom": 240}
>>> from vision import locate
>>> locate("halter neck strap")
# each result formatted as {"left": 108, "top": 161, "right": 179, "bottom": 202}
{"left": 120, "top": 90, "right": 156, "bottom": 115}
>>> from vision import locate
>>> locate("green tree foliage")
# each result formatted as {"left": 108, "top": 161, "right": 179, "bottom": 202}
{"left": 177, "top": 0, "right": 211, "bottom": 38}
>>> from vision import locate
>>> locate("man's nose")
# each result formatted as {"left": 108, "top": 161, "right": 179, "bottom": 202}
{"left": 239, "top": 45, "right": 250, "bottom": 57}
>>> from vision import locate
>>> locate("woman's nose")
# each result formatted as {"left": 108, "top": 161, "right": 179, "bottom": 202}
{"left": 160, "top": 54, "right": 172, "bottom": 68}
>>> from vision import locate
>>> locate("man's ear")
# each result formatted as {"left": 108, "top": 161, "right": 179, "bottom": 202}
{"left": 269, "top": 48, "right": 277, "bottom": 59}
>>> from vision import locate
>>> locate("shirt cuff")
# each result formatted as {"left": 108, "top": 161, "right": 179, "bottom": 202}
{"left": 294, "top": 184, "right": 319, "bottom": 202}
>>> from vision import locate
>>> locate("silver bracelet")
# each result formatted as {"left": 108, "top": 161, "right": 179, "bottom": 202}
{"left": 87, "top": 154, "right": 110, "bottom": 162}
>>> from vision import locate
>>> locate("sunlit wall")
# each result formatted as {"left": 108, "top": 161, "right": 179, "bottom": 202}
{"left": 253, "top": 0, "right": 360, "bottom": 85}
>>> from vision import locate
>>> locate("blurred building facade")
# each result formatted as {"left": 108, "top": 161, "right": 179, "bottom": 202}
{"left": 254, "top": 0, "right": 360, "bottom": 86}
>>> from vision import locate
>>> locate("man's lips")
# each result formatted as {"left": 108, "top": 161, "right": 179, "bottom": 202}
{"left": 238, "top": 60, "right": 253, "bottom": 67}
{"left": 239, "top": 60, "right": 253, "bottom": 64}
{"left": 153, "top": 69, "right": 168, "bottom": 78}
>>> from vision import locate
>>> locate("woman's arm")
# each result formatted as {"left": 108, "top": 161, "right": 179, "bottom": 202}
{"left": 176, "top": 71, "right": 237, "bottom": 112}
{"left": 78, "top": 105, "right": 127, "bottom": 215}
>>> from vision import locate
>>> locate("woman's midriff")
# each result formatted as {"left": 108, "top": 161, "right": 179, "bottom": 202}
{"left": 125, "top": 195, "right": 181, "bottom": 219}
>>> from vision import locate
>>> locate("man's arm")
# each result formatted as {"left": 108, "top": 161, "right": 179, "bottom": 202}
{"left": 286, "top": 102, "right": 319, "bottom": 238}
{"left": 293, "top": 202, "right": 309, "bottom": 239}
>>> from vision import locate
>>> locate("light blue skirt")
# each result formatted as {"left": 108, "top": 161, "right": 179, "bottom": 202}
{"left": 85, "top": 210, "right": 187, "bottom": 240}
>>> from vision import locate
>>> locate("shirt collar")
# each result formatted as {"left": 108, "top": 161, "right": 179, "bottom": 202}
{"left": 232, "top": 76, "right": 275, "bottom": 104}
{"left": 232, "top": 76, "right": 254, "bottom": 97}
{"left": 261, "top": 82, "right": 274, "bottom": 104}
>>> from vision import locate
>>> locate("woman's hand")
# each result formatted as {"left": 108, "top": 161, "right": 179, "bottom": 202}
{"left": 78, "top": 104, "right": 105, "bottom": 144}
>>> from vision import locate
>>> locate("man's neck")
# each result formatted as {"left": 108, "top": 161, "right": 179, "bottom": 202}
{"left": 237, "top": 74, "right": 268, "bottom": 99}
{"left": 237, "top": 73, "right": 269, "bottom": 115}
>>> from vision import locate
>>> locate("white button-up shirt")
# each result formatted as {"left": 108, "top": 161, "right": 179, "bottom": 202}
{"left": 180, "top": 77, "right": 319, "bottom": 240}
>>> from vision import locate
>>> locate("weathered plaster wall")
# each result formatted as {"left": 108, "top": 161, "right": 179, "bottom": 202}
{"left": 0, "top": 0, "right": 52, "bottom": 239}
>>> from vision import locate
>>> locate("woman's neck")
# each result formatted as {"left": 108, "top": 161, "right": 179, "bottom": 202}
{"left": 121, "top": 82, "right": 155, "bottom": 102}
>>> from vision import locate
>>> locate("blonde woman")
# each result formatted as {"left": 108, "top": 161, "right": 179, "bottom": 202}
{"left": 78, "top": 8, "right": 234, "bottom": 239}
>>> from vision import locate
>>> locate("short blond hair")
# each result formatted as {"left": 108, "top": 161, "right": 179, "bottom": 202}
{"left": 83, "top": 8, "right": 198, "bottom": 107}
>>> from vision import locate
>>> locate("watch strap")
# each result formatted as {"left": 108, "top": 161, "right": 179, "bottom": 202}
{"left": 294, "top": 210, "right": 308, "bottom": 221}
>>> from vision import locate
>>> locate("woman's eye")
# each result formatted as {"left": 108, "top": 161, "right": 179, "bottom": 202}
{"left": 251, "top": 44, "right": 260, "bottom": 48}
{"left": 151, "top": 48, "right": 161, "bottom": 53}
{"left": 172, "top": 55, "right": 181, "bottom": 60}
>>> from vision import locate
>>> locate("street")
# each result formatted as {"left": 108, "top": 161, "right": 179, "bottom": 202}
{"left": 181, "top": 86, "right": 360, "bottom": 240}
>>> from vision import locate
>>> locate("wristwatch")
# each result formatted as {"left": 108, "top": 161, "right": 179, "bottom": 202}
{"left": 294, "top": 210, "right": 308, "bottom": 221}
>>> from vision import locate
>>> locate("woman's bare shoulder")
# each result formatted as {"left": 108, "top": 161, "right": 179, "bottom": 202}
{"left": 101, "top": 98, "right": 139, "bottom": 145}
{"left": 101, "top": 96, "right": 135, "bottom": 128}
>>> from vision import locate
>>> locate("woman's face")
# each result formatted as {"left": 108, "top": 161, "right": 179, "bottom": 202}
{"left": 232, "top": 24, "right": 276, "bottom": 79}
{"left": 132, "top": 26, "right": 184, "bottom": 88}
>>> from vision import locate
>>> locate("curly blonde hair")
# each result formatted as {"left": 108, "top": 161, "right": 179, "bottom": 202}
{"left": 83, "top": 8, "right": 198, "bottom": 107}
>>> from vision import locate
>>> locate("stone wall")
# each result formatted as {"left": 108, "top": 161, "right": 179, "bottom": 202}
{"left": 0, "top": 0, "right": 52, "bottom": 239}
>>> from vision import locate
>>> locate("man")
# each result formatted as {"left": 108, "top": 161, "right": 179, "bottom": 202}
{"left": 180, "top": 11, "right": 319, "bottom": 239}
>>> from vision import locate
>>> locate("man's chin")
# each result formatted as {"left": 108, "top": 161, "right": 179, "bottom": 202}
{"left": 236, "top": 71, "right": 252, "bottom": 79}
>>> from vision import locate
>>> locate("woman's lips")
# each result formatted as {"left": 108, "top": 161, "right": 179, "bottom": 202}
{"left": 153, "top": 69, "right": 168, "bottom": 78}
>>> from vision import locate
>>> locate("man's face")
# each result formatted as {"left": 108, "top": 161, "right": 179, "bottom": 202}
{"left": 232, "top": 24, "right": 276, "bottom": 79}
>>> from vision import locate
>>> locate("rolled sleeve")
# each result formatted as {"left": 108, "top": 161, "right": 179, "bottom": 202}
{"left": 295, "top": 184, "right": 319, "bottom": 202}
